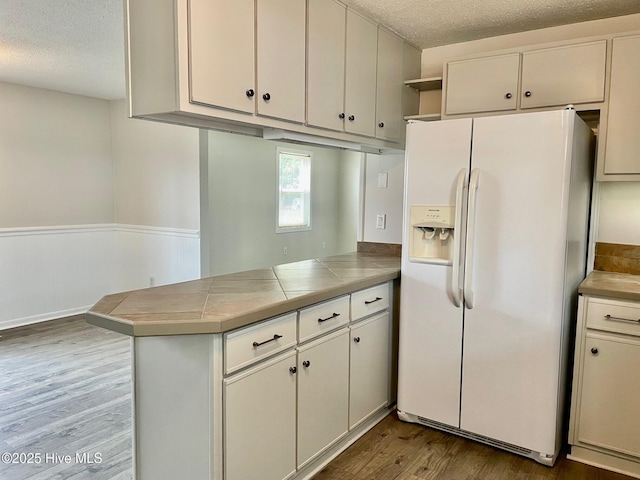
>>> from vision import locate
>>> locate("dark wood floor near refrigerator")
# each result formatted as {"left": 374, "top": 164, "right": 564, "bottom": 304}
{"left": 0, "top": 316, "right": 632, "bottom": 480}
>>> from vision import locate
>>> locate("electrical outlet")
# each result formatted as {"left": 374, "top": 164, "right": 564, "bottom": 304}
{"left": 376, "top": 214, "right": 386, "bottom": 229}
{"left": 283, "top": 247, "right": 288, "bottom": 255}
{"left": 149, "top": 276, "right": 156, "bottom": 287}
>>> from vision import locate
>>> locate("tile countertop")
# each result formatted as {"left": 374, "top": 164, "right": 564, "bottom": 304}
{"left": 86, "top": 252, "right": 400, "bottom": 337}
{"left": 579, "top": 270, "right": 640, "bottom": 302}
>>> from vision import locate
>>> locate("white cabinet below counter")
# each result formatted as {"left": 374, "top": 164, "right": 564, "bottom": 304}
{"left": 130, "top": 280, "right": 397, "bottom": 480}
{"left": 569, "top": 295, "right": 640, "bottom": 478}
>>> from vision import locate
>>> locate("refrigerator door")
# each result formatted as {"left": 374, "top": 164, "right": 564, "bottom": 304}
{"left": 398, "top": 119, "right": 471, "bottom": 428}
{"left": 459, "top": 110, "right": 576, "bottom": 454}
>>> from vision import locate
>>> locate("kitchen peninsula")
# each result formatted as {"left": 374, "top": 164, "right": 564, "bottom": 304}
{"left": 86, "top": 252, "right": 400, "bottom": 480}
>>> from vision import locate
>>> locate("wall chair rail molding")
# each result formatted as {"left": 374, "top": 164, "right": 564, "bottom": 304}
{"left": 0, "top": 224, "right": 200, "bottom": 330}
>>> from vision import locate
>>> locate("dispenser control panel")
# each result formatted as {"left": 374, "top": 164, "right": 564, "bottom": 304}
{"left": 411, "top": 206, "right": 454, "bottom": 229}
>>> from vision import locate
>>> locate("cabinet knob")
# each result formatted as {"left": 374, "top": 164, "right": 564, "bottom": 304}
{"left": 378, "top": 122, "right": 384, "bottom": 128}
{"left": 338, "top": 113, "right": 345, "bottom": 119}
{"left": 353, "top": 336, "right": 361, "bottom": 343}
{"left": 348, "top": 115, "right": 355, "bottom": 121}
{"left": 302, "top": 360, "right": 311, "bottom": 368}
{"left": 289, "top": 366, "right": 297, "bottom": 374}
{"left": 246, "top": 89, "right": 255, "bottom": 98}
{"left": 524, "top": 91, "right": 532, "bottom": 98}
{"left": 263, "top": 92, "right": 271, "bottom": 101}
{"left": 590, "top": 347, "right": 599, "bottom": 355}
{"left": 505, "top": 92, "right": 512, "bottom": 99}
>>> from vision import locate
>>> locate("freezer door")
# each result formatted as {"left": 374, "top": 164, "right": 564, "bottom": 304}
{"left": 398, "top": 119, "right": 471, "bottom": 427}
{"left": 460, "top": 110, "right": 582, "bottom": 454}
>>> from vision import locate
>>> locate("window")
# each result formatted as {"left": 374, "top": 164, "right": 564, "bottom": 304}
{"left": 276, "top": 148, "right": 311, "bottom": 233}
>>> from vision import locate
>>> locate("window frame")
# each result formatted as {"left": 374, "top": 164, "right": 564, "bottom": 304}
{"left": 275, "top": 147, "right": 312, "bottom": 234}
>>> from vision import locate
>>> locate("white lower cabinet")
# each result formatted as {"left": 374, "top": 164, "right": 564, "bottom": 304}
{"left": 222, "top": 281, "right": 394, "bottom": 480}
{"left": 349, "top": 312, "right": 391, "bottom": 429}
{"left": 578, "top": 334, "right": 640, "bottom": 457}
{"left": 224, "top": 350, "right": 297, "bottom": 480}
{"left": 297, "top": 329, "right": 350, "bottom": 467}
{"left": 569, "top": 295, "right": 640, "bottom": 477}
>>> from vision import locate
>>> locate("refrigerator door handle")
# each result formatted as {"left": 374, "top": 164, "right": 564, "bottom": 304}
{"left": 451, "top": 168, "right": 468, "bottom": 308}
{"left": 464, "top": 168, "right": 480, "bottom": 309}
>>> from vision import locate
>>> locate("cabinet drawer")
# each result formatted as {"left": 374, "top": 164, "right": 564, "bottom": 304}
{"left": 351, "top": 283, "right": 390, "bottom": 321}
{"left": 225, "top": 312, "right": 297, "bottom": 374}
{"left": 299, "top": 295, "right": 350, "bottom": 343}
{"left": 585, "top": 297, "right": 640, "bottom": 337}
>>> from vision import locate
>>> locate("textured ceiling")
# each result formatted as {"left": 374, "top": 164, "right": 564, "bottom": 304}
{"left": 1, "top": 0, "right": 640, "bottom": 100}
{"left": 343, "top": 0, "right": 640, "bottom": 49}
{"left": 0, "top": 0, "right": 125, "bottom": 100}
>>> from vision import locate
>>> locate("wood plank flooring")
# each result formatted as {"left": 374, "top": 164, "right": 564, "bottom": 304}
{"left": 0, "top": 316, "right": 636, "bottom": 479}
{"left": 0, "top": 316, "right": 132, "bottom": 480}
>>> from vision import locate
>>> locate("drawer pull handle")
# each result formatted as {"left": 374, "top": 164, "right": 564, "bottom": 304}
{"left": 302, "top": 360, "right": 311, "bottom": 368}
{"left": 604, "top": 314, "right": 640, "bottom": 324}
{"left": 591, "top": 347, "right": 599, "bottom": 355}
{"left": 289, "top": 366, "right": 297, "bottom": 374}
{"left": 365, "top": 297, "right": 382, "bottom": 305}
{"left": 252, "top": 334, "right": 282, "bottom": 348}
{"left": 353, "top": 336, "right": 361, "bottom": 343}
{"left": 318, "top": 313, "right": 340, "bottom": 323}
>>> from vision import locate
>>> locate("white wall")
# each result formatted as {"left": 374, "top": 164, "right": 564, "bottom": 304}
{"left": 110, "top": 99, "right": 201, "bottom": 290}
{"left": 0, "top": 82, "right": 115, "bottom": 227}
{"left": 421, "top": 14, "right": 640, "bottom": 247}
{"left": 362, "top": 153, "right": 405, "bottom": 244}
{"left": 337, "top": 151, "right": 363, "bottom": 252}
{"left": 0, "top": 85, "right": 201, "bottom": 330}
{"left": 110, "top": 100, "right": 200, "bottom": 230}
{"left": 203, "top": 131, "right": 358, "bottom": 275}
{"left": 597, "top": 182, "right": 640, "bottom": 245}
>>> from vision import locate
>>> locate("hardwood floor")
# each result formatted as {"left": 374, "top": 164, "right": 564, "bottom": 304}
{"left": 0, "top": 316, "right": 635, "bottom": 480}
{"left": 0, "top": 316, "right": 132, "bottom": 480}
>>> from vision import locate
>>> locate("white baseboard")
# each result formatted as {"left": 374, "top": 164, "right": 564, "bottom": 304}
{"left": 0, "top": 305, "right": 93, "bottom": 331}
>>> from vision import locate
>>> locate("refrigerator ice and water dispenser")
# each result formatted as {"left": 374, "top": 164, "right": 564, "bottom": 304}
{"left": 408, "top": 206, "right": 456, "bottom": 264}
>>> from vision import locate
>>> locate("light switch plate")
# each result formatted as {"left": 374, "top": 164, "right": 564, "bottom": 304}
{"left": 378, "top": 172, "right": 388, "bottom": 188}
{"left": 376, "top": 214, "right": 386, "bottom": 229}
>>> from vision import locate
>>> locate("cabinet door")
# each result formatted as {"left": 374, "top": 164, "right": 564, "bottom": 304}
{"left": 344, "top": 9, "right": 377, "bottom": 137}
{"left": 307, "top": 0, "right": 346, "bottom": 131}
{"left": 521, "top": 40, "right": 606, "bottom": 109}
{"left": 445, "top": 53, "right": 519, "bottom": 115}
{"left": 256, "top": 0, "right": 306, "bottom": 123}
{"left": 604, "top": 35, "right": 640, "bottom": 175}
{"left": 375, "top": 28, "right": 404, "bottom": 142}
{"left": 577, "top": 334, "right": 640, "bottom": 458}
{"left": 188, "top": 0, "right": 255, "bottom": 114}
{"left": 297, "top": 329, "right": 349, "bottom": 467}
{"left": 350, "top": 313, "right": 390, "bottom": 429}
{"left": 224, "top": 351, "right": 297, "bottom": 480}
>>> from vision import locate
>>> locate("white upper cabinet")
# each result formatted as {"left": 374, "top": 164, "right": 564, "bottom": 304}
{"left": 445, "top": 53, "right": 520, "bottom": 115}
{"left": 188, "top": 0, "right": 255, "bottom": 113}
{"left": 306, "top": 0, "right": 346, "bottom": 131}
{"left": 125, "top": 0, "right": 419, "bottom": 150}
{"left": 375, "top": 28, "right": 404, "bottom": 141}
{"left": 520, "top": 40, "right": 607, "bottom": 109}
{"left": 345, "top": 9, "right": 378, "bottom": 137}
{"left": 256, "top": 0, "right": 306, "bottom": 123}
{"left": 602, "top": 35, "right": 640, "bottom": 177}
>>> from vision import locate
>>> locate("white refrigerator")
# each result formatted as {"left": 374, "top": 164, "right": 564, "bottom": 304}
{"left": 397, "top": 109, "right": 593, "bottom": 465}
